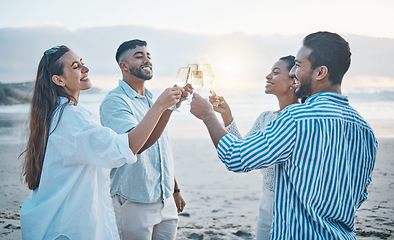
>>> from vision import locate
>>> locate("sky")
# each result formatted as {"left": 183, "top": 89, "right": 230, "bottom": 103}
{"left": 1, "top": 0, "right": 394, "bottom": 91}
{"left": 1, "top": 0, "right": 394, "bottom": 39}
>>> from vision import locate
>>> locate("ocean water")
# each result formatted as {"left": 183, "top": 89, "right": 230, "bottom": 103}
{"left": 84, "top": 86, "right": 394, "bottom": 138}
{"left": 1, "top": 85, "right": 394, "bottom": 140}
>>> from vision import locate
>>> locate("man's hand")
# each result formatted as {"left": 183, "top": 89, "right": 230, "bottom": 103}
{"left": 190, "top": 93, "right": 229, "bottom": 148}
{"left": 190, "top": 93, "right": 215, "bottom": 121}
{"left": 155, "top": 86, "right": 183, "bottom": 111}
{"left": 173, "top": 192, "right": 186, "bottom": 213}
{"left": 176, "top": 83, "right": 193, "bottom": 108}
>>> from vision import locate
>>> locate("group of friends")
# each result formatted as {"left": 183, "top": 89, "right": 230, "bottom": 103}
{"left": 20, "top": 31, "right": 377, "bottom": 240}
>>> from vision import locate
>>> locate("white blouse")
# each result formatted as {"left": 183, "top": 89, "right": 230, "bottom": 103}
{"left": 21, "top": 98, "right": 136, "bottom": 240}
{"left": 225, "top": 111, "right": 278, "bottom": 240}
{"left": 225, "top": 111, "right": 277, "bottom": 191}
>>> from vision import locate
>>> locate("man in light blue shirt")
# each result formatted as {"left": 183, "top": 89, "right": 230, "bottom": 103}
{"left": 190, "top": 32, "right": 377, "bottom": 239}
{"left": 100, "top": 39, "right": 187, "bottom": 239}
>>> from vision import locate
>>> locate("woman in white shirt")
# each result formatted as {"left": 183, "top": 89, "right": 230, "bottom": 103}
{"left": 20, "top": 45, "right": 184, "bottom": 240}
{"left": 209, "top": 55, "right": 299, "bottom": 240}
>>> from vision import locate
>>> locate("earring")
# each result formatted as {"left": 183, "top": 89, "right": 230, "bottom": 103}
{"left": 290, "top": 86, "right": 293, "bottom": 90}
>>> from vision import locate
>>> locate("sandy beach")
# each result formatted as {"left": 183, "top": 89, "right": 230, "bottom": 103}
{"left": 0, "top": 110, "right": 393, "bottom": 239}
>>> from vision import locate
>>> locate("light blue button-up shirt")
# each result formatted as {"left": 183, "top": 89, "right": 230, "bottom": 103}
{"left": 100, "top": 80, "right": 174, "bottom": 203}
{"left": 217, "top": 92, "right": 377, "bottom": 239}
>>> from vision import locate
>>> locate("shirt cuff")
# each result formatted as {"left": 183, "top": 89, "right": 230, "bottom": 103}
{"left": 224, "top": 117, "right": 243, "bottom": 140}
{"left": 217, "top": 134, "right": 238, "bottom": 161}
{"left": 119, "top": 133, "right": 137, "bottom": 164}
{"left": 224, "top": 118, "right": 235, "bottom": 130}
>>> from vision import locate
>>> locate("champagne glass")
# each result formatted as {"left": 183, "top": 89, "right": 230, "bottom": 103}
{"left": 202, "top": 63, "right": 215, "bottom": 91}
{"left": 187, "top": 57, "right": 199, "bottom": 83}
{"left": 201, "top": 56, "right": 220, "bottom": 106}
{"left": 190, "top": 70, "right": 204, "bottom": 94}
{"left": 168, "top": 66, "right": 190, "bottom": 111}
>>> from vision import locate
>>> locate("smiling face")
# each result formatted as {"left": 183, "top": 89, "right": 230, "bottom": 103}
{"left": 51, "top": 50, "right": 91, "bottom": 101}
{"left": 123, "top": 45, "right": 153, "bottom": 81}
{"left": 289, "top": 46, "right": 314, "bottom": 99}
{"left": 265, "top": 60, "right": 295, "bottom": 97}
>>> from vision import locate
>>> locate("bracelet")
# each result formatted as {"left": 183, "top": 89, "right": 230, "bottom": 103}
{"left": 174, "top": 188, "right": 180, "bottom": 193}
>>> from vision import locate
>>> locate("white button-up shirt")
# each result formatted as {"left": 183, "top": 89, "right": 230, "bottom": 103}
{"left": 21, "top": 97, "right": 136, "bottom": 240}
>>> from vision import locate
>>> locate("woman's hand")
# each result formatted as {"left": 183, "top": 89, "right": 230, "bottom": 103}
{"left": 209, "top": 91, "right": 233, "bottom": 126}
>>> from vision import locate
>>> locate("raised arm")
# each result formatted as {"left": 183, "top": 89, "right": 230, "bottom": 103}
{"left": 209, "top": 92, "right": 243, "bottom": 139}
{"left": 190, "top": 93, "right": 228, "bottom": 148}
{"left": 137, "top": 109, "right": 172, "bottom": 154}
{"left": 209, "top": 93, "right": 233, "bottom": 127}
{"left": 138, "top": 85, "right": 192, "bottom": 153}
{"left": 127, "top": 87, "right": 182, "bottom": 154}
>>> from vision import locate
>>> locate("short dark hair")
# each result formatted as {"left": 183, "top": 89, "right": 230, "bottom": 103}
{"left": 115, "top": 39, "right": 147, "bottom": 63}
{"left": 303, "top": 31, "right": 351, "bottom": 85}
{"left": 279, "top": 55, "right": 295, "bottom": 71}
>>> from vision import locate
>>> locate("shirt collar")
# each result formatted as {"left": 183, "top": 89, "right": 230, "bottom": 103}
{"left": 304, "top": 92, "right": 349, "bottom": 105}
{"left": 58, "top": 96, "right": 77, "bottom": 106}
{"left": 119, "top": 80, "right": 153, "bottom": 100}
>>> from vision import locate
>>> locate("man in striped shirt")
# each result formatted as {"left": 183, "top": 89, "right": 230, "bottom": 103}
{"left": 190, "top": 31, "right": 377, "bottom": 239}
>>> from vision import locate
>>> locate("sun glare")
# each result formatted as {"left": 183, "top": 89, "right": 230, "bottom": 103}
{"left": 214, "top": 56, "right": 241, "bottom": 77}
{"left": 210, "top": 56, "right": 245, "bottom": 90}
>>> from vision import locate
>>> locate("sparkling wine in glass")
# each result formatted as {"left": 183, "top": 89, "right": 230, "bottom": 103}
{"left": 188, "top": 56, "right": 200, "bottom": 70}
{"left": 168, "top": 66, "right": 190, "bottom": 111}
{"left": 202, "top": 63, "right": 215, "bottom": 91}
{"left": 191, "top": 70, "right": 204, "bottom": 93}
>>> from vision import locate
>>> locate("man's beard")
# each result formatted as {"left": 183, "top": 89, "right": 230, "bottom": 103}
{"left": 295, "top": 75, "right": 312, "bottom": 99}
{"left": 129, "top": 66, "right": 153, "bottom": 80}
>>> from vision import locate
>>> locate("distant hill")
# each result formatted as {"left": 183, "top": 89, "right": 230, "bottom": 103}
{"left": 0, "top": 81, "right": 102, "bottom": 105}
{"left": 0, "top": 81, "right": 33, "bottom": 105}
{"left": 1, "top": 25, "right": 394, "bottom": 84}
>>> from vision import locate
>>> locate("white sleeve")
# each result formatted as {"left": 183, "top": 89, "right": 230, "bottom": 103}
{"left": 244, "top": 111, "right": 276, "bottom": 138}
{"left": 48, "top": 106, "right": 136, "bottom": 168}
{"left": 225, "top": 118, "right": 243, "bottom": 140}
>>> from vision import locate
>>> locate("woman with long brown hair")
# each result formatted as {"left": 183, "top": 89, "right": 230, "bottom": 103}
{"left": 20, "top": 45, "right": 184, "bottom": 239}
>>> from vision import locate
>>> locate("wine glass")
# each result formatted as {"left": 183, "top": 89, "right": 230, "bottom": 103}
{"left": 201, "top": 56, "right": 219, "bottom": 105}
{"left": 188, "top": 56, "right": 201, "bottom": 71}
{"left": 168, "top": 66, "right": 190, "bottom": 111}
{"left": 187, "top": 57, "right": 199, "bottom": 84}
{"left": 202, "top": 63, "right": 215, "bottom": 91}
{"left": 190, "top": 70, "right": 204, "bottom": 94}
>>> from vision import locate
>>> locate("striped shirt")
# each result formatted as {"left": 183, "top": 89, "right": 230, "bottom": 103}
{"left": 217, "top": 92, "right": 377, "bottom": 239}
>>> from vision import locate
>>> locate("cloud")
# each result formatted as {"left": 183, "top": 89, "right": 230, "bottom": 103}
{"left": 1, "top": 25, "right": 393, "bottom": 89}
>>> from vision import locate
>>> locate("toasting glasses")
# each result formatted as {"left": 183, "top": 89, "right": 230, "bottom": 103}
{"left": 188, "top": 56, "right": 216, "bottom": 93}
{"left": 174, "top": 56, "right": 216, "bottom": 107}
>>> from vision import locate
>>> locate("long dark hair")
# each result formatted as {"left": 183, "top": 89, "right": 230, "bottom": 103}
{"left": 22, "top": 45, "right": 74, "bottom": 190}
